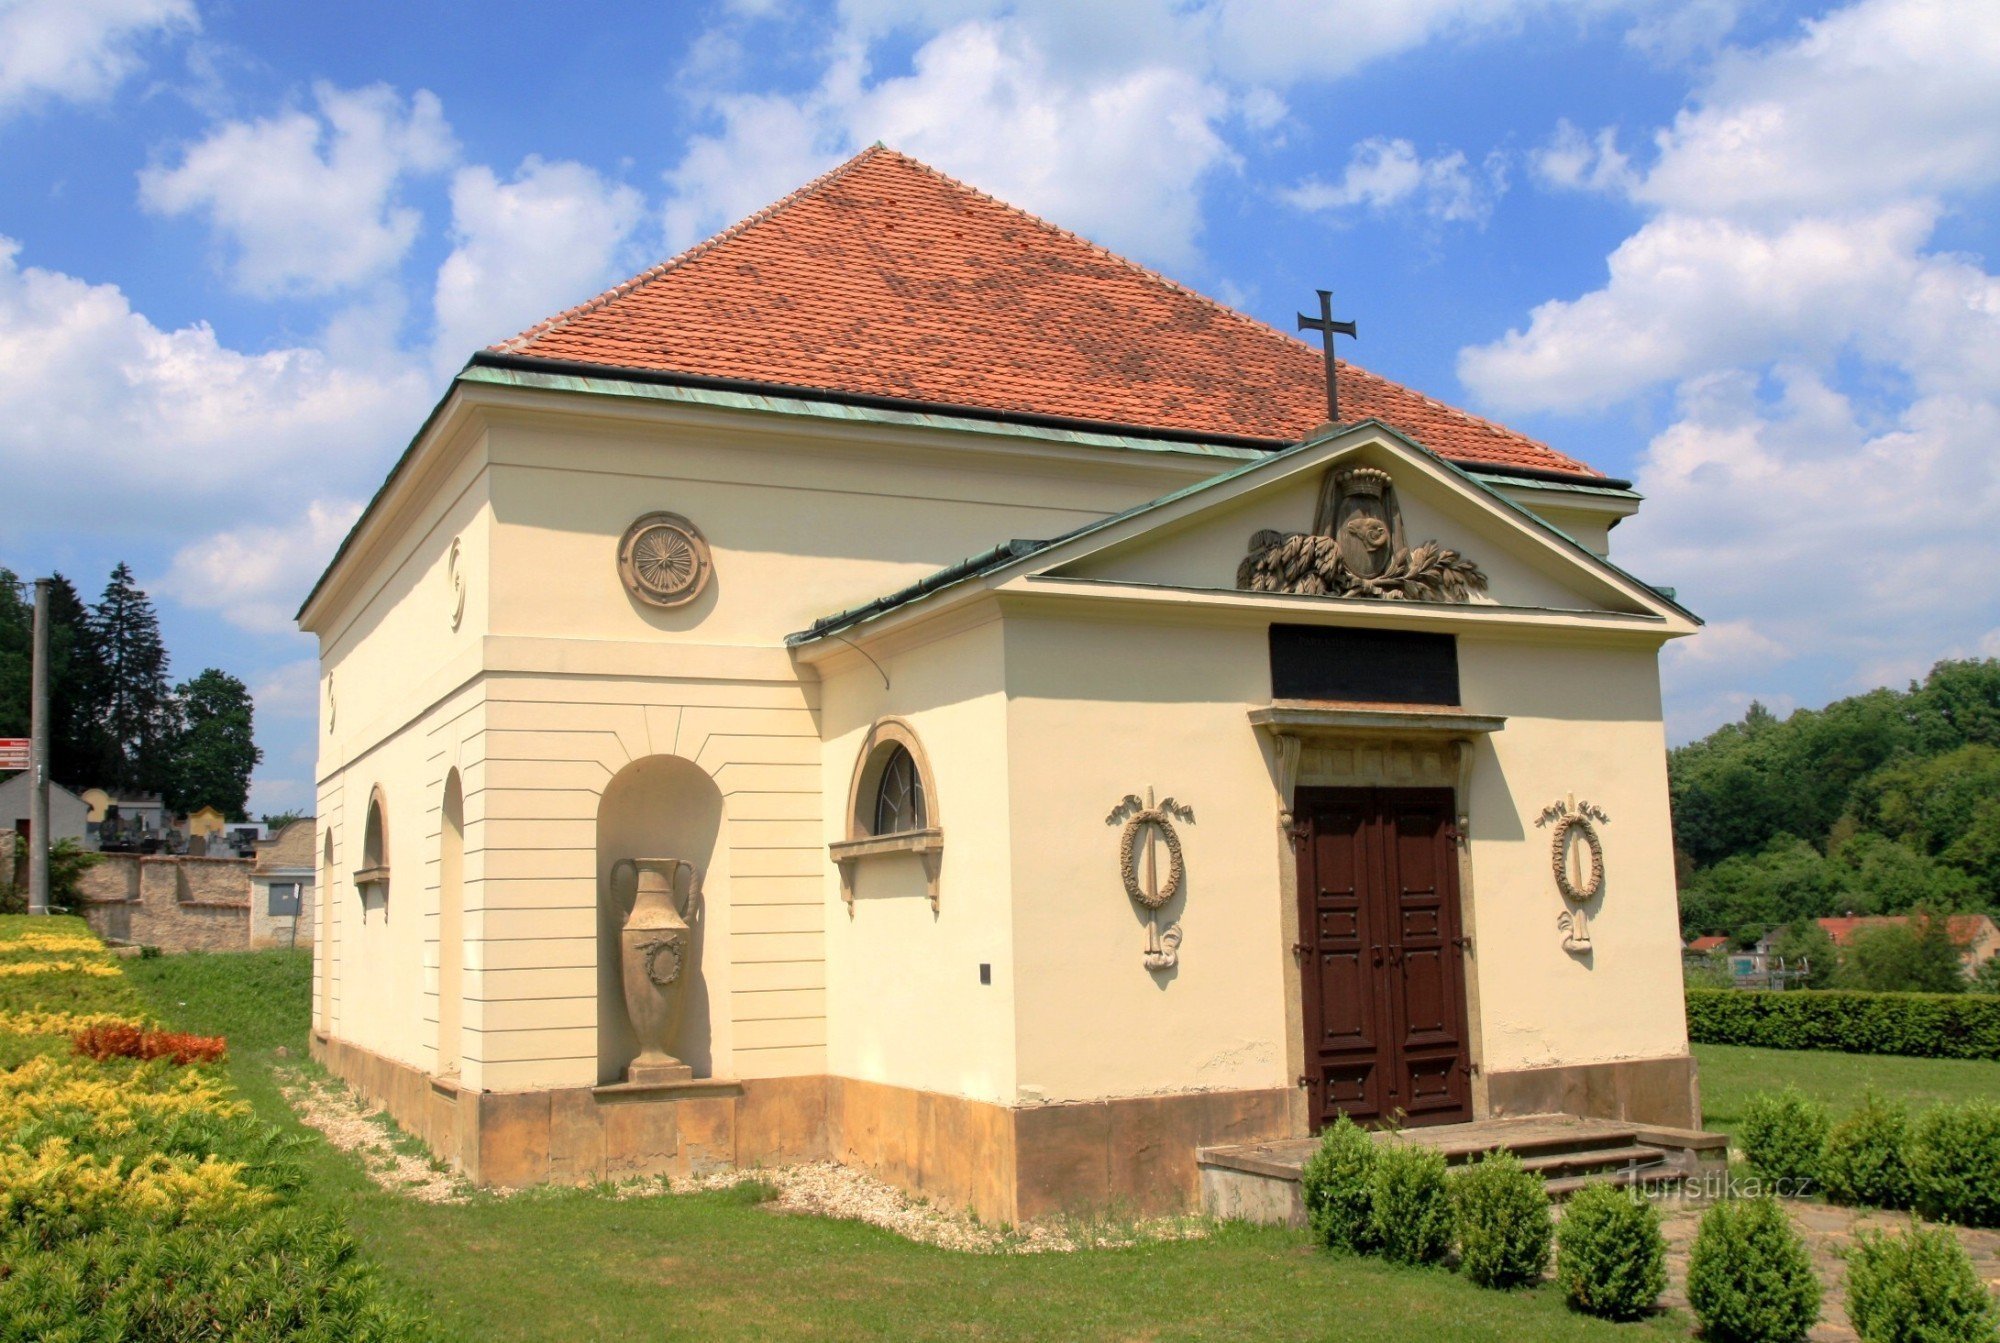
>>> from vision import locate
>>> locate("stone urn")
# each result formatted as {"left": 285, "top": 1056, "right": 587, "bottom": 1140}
{"left": 617, "top": 857, "right": 699, "bottom": 1084}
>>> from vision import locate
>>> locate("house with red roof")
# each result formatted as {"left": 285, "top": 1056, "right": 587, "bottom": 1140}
{"left": 1814, "top": 914, "right": 2000, "bottom": 974}
{"left": 298, "top": 148, "right": 1704, "bottom": 1221}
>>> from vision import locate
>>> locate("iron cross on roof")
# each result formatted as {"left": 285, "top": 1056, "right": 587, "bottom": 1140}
{"left": 1297, "top": 289, "right": 1357, "bottom": 425}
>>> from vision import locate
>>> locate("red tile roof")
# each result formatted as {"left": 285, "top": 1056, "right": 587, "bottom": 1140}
{"left": 495, "top": 147, "right": 1599, "bottom": 480}
{"left": 1686, "top": 936, "right": 1729, "bottom": 953}
{"left": 1816, "top": 915, "right": 1997, "bottom": 948}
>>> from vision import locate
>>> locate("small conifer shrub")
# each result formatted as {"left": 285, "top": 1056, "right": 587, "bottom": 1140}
{"left": 1684, "top": 1195, "right": 1821, "bottom": 1343}
{"left": 1368, "top": 1141, "right": 1453, "bottom": 1267}
{"left": 1844, "top": 1222, "right": 2000, "bottom": 1343}
{"left": 1908, "top": 1100, "right": 2000, "bottom": 1229}
{"left": 1451, "top": 1149, "right": 1552, "bottom": 1289}
{"left": 1298, "top": 1116, "right": 1378, "bottom": 1254}
{"left": 1739, "top": 1089, "right": 1830, "bottom": 1193}
{"left": 1821, "top": 1092, "right": 1914, "bottom": 1211}
{"left": 1555, "top": 1183, "right": 1668, "bottom": 1321}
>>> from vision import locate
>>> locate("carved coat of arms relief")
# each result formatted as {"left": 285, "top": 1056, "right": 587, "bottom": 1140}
{"left": 1236, "top": 466, "right": 1488, "bottom": 603}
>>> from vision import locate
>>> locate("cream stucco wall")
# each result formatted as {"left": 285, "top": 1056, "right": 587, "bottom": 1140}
{"left": 1001, "top": 614, "right": 1290, "bottom": 1104}
{"left": 1457, "top": 636, "right": 1689, "bottom": 1072}
{"left": 310, "top": 383, "right": 1249, "bottom": 1096}
{"left": 993, "top": 611, "right": 1688, "bottom": 1108}
{"left": 308, "top": 378, "right": 1690, "bottom": 1126}
{"left": 820, "top": 615, "right": 1018, "bottom": 1105}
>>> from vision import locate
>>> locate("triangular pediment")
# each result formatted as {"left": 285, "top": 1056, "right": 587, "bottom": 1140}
{"left": 1026, "top": 424, "right": 1692, "bottom": 625}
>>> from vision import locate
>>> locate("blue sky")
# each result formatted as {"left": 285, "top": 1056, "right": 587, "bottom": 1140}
{"left": 3, "top": 0, "right": 1998, "bottom": 816}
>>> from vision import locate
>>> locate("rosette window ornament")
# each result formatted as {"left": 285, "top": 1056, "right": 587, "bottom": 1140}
{"left": 618, "top": 512, "right": 713, "bottom": 609}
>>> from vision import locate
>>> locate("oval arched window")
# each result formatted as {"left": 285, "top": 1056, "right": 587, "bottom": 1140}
{"left": 872, "top": 745, "right": 926, "bottom": 836}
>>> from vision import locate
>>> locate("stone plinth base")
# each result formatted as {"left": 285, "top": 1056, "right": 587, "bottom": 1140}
{"left": 308, "top": 1032, "right": 1293, "bottom": 1223}
{"left": 306, "top": 1034, "right": 1699, "bottom": 1224}
{"left": 623, "top": 1060, "right": 694, "bottom": 1086}
{"left": 1483, "top": 1053, "right": 1701, "bottom": 1131}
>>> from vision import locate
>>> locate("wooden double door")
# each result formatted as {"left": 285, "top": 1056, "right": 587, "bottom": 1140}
{"left": 1295, "top": 786, "right": 1472, "bottom": 1129}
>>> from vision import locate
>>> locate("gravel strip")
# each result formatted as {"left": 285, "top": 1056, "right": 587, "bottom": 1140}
{"left": 664, "top": 1162, "right": 1209, "bottom": 1254}
{"left": 275, "top": 1066, "right": 1208, "bottom": 1252}
{"left": 277, "top": 1066, "right": 473, "bottom": 1204}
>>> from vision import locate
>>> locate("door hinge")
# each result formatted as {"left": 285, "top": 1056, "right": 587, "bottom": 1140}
{"left": 1291, "top": 941, "right": 1310, "bottom": 964}
{"left": 1451, "top": 936, "right": 1474, "bottom": 954}
{"left": 1296, "top": 1075, "right": 1311, "bottom": 1089}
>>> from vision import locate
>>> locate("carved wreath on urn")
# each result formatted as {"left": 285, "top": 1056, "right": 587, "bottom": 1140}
{"left": 618, "top": 512, "right": 713, "bottom": 608}
{"left": 1237, "top": 466, "right": 1487, "bottom": 603}
{"left": 640, "top": 935, "right": 685, "bottom": 989}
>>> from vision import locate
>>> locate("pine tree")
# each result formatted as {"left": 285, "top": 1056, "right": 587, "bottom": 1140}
{"left": 164, "top": 669, "right": 261, "bottom": 818}
{"left": 43, "top": 574, "right": 116, "bottom": 789}
{"left": 0, "top": 568, "right": 28, "bottom": 742}
{"left": 91, "top": 563, "right": 176, "bottom": 795}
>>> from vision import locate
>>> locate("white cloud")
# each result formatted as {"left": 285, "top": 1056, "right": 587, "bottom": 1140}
{"left": 140, "top": 81, "right": 458, "bottom": 297}
{"left": 1283, "top": 136, "right": 1502, "bottom": 225}
{"left": 661, "top": 1, "right": 1722, "bottom": 270}
{"left": 664, "top": 21, "right": 1231, "bottom": 267}
{"left": 1638, "top": 0, "right": 2000, "bottom": 218}
{"left": 1622, "top": 368, "right": 2000, "bottom": 740}
{"left": 1530, "top": 120, "right": 1636, "bottom": 194}
{"left": 1463, "top": 0, "right": 2000, "bottom": 740}
{"left": 1458, "top": 204, "right": 1974, "bottom": 414}
{"left": 1622, "top": 0, "right": 1742, "bottom": 64}
{"left": 162, "top": 500, "right": 363, "bottom": 634}
{"left": 432, "top": 156, "right": 644, "bottom": 372}
{"left": 0, "top": 237, "right": 431, "bottom": 534}
{"left": 0, "top": 0, "right": 194, "bottom": 116}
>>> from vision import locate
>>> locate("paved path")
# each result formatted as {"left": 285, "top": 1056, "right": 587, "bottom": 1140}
{"left": 1654, "top": 1198, "right": 2000, "bottom": 1341}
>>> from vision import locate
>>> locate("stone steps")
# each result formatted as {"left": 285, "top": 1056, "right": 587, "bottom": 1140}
{"left": 1198, "top": 1113, "right": 1725, "bottom": 1225}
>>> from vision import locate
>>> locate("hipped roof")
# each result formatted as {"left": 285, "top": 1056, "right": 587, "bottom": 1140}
{"left": 494, "top": 146, "right": 1599, "bottom": 481}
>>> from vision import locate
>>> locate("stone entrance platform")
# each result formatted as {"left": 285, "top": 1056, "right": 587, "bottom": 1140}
{"left": 1200, "top": 1113, "right": 1728, "bottom": 1226}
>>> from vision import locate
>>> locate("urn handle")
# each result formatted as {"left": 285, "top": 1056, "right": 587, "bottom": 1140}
{"left": 609, "top": 857, "right": 638, "bottom": 917}
{"left": 674, "top": 861, "right": 703, "bottom": 924}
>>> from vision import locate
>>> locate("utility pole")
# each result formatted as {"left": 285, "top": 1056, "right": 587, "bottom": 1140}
{"left": 27, "top": 577, "right": 50, "bottom": 916}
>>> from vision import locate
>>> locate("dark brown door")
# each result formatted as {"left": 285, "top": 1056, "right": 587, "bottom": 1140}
{"left": 1296, "top": 786, "right": 1471, "bottom": 1129}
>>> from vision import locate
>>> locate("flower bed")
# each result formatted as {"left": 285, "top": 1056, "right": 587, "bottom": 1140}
{"left": 0, "top": 914, "right": 433, "bottom": 1341}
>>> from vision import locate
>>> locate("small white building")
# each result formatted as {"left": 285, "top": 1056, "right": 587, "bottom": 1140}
{"left": 302, "top": 148, "right": 1704, "bottom": 1221}
{"left": 250, "top": 819, "right": 316, "bottom": 948}
{"left": 0, "top": 773, "right": 88, "bottom": 846}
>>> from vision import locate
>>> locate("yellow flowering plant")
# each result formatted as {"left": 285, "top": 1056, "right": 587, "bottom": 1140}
{"left": 0, "top": 959, "right": 123, "bottom": 978}
{"left": 0, "top": 1136, "right": 272, "bottom": 1239}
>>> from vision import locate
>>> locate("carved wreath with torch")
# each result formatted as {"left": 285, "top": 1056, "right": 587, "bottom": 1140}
{"left": 1537, "top": 797, "right": 1609, "bottom": 953}
{"left": 1107, "top": 790, "right": 1195, "bottom": 971}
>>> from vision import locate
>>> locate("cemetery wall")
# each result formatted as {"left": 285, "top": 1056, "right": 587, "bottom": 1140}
{"left": 74, "top": 853, "right": 251, "bottom": 952}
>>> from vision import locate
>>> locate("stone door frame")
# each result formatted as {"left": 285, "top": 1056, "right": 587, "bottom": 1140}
{"left": 1249, "top": 701, "right": 1505, "bottom": 1136}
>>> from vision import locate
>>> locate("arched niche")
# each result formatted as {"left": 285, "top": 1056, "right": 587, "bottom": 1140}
{"left": 829, "top": 717, "right": 943, "bottom": 912}
{"left": 438, "top": 769, "right": 465, "bottom": 1075}
{"left": 356, "top": 787, "right": 389, "bottom": 921}
{"left": 595, "top": 755, "right": 728, "bottom": 1084}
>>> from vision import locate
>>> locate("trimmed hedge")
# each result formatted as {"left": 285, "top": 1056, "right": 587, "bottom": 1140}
{"left": 1687, "top": 989, "right": 2000, "bottom": 1061}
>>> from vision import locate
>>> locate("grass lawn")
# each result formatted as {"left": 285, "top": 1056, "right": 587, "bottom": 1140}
{"left": 1695, "top": 1041, "right": 2000, "bottom": 1138}
{"left": 124, "top": 950, "right": 1684, "bottom": 1343}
